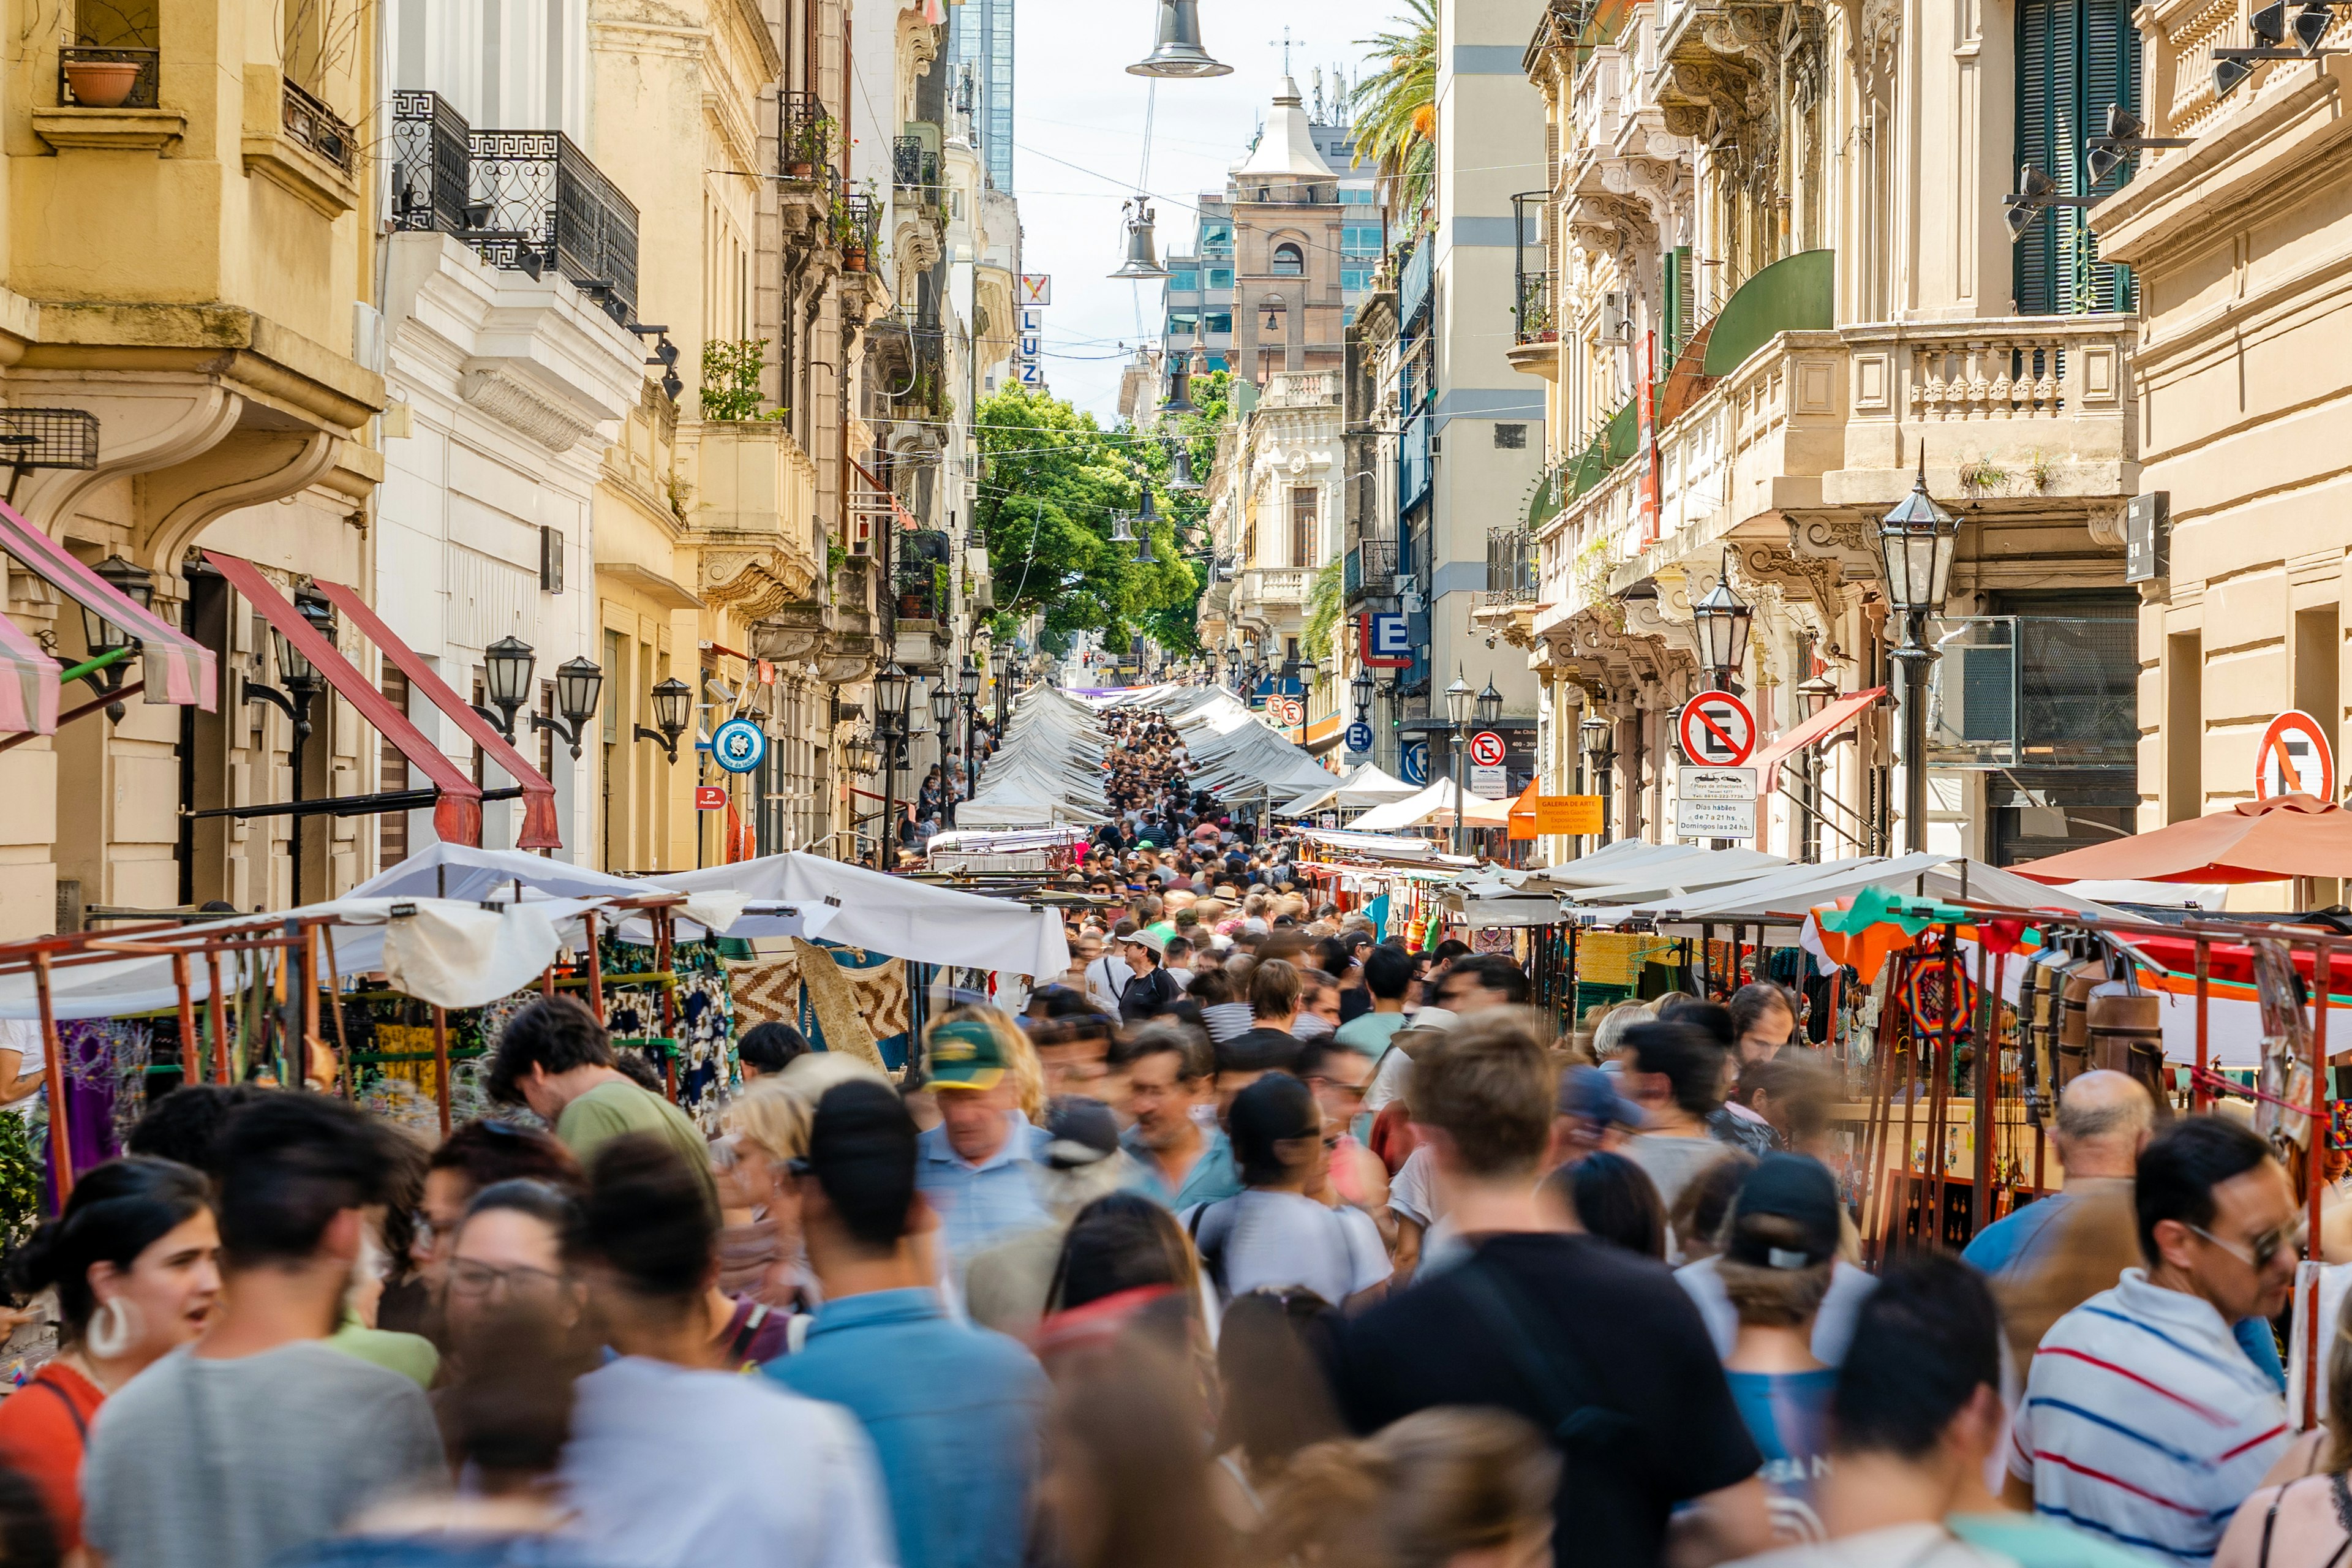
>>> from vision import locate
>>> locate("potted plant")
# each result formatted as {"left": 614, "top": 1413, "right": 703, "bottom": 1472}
{"left": 785, "top": 113, "right": 830, "bottom": 180}
{"left": 64, "top": 55, "right": 143, "bottom": 108}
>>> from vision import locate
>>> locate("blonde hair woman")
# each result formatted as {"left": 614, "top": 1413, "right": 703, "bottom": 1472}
{"left": 1257, "top": 1409, "right": 1558, "bottom": 1568}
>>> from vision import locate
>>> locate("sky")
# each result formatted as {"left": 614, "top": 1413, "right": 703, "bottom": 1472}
{"left": 1006, "top": 0, "right": 1392, "bottom": 423}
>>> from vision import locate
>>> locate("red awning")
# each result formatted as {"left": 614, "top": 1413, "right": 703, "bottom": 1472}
{"left": 312, "top": 581, "right": 560, "bottom": 850}
{"left": 1751, "top": 687, "right": 1887, "bottom": 794}
{"left": 2014, "top": 793, "right": 2352, "bottom": 884}
{"left": 202, "top": 552, "right": 484, "bottom": 847}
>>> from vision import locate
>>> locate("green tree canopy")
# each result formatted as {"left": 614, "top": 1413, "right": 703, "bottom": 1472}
{"left": 973, "top": 385, "right": 1202, "bottom": 658}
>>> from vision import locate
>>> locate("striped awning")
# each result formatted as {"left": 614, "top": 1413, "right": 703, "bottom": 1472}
{"left": 0, "top": 614, "right": 58, "bottom": 736}
{"left": 0, "top": 498, "right": 215, "bottom": 710}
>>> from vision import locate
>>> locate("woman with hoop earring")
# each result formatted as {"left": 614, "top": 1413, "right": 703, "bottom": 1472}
{"left": 0, "top": 1157, "right": 219, "bottom": 1553}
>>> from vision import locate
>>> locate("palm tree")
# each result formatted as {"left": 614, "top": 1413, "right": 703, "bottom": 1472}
{"left": 1350, "top": 0, "right": 1437, "bottom": 227}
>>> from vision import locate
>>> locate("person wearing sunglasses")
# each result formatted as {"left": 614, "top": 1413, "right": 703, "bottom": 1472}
{"left": 2005, "top": 1115, "right": 2299, "bottom": 1565}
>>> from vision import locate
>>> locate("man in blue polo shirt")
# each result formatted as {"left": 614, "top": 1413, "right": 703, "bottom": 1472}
{"left": 915, "top": 1015, "right": 1052, "bottom": 1272}
{"left": 1116, "top": 1022, "right": 1240, "bottom": 1210}
{"left": 771, "top": 1079, "right": 1049, "bottom": 1568}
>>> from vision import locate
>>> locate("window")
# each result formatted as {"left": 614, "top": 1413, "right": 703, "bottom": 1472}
{"left": 2016, "top": 0, "right": 2139, "bottom": 314}
{"left": 1200, "top": 222, "right": 1234, "bottom": 256}
{"left": 1291, "top": 486, "right": 1318, "bottom": 567}
{"left": 1167, "top": 310, "right": 1199, "bottom": 334}
{"left": 1272, "top": 243, "right": 1305, "bottom": 276}
{"left": 1169, "top": 269, "right": 1199, "bottom": 292}
{"left": 1341, "top": 225, "right": 1382, "bottom": 257}
{"left": 1206, "top": 267, "right": 1234, "bottom": 290}
{"left": 1341, "top": 186, "right": 1377, "bottom": 204}
{"left": 1341, "top": 268, "right": 1373, "bottom": 292}
{"left": 1206, "top": 312, "right": 1233, "bottom": 334}
{"left": 1494, "top": 424, "right": 1528, "bottom": 450}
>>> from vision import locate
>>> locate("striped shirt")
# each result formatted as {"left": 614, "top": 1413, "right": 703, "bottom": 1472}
{"left": 2009, "top": 1267, "right": 2289, "bottom": 1565}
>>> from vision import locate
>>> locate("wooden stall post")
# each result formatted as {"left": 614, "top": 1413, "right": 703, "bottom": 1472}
{"left": 32, "top": 952, "right": 69, "bottom": 1205}
{"left": 173, "top": 953, "right": 198, "bottom": 1090}
{"left": 301, "top": 924, "right": 322, "bottom": 1089}
{"left": 1971, "top": 937, "right": 1995, "bottom": 1236}
{"left": 206, "top": 951, "right": 228, "bottom": 1084}
{"left": 657, "top": 908, "right": 679, "bottom": 1104}
{"left": 584, "top": 912, "right": 606, "bottom": 1024}
{"left": 431, "top": 1005, "right": 451, "bottom": 1137}
{"left": 2307, "top": 939, "right": 2332, "bottom": 1431}
{"left": 2193, "top": 939, "right": 2212, "bottom": 1113}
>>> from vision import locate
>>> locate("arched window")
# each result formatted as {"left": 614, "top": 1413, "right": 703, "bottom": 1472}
{"left": 1272, "top": 243, "right": 1304, "bottom": 276}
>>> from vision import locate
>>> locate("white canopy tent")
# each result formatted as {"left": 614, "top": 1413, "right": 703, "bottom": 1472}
{"left": 1278, "top": 762, "right": 1421, "bottom": 817}
{"left": 1351, "top": 778, "right": 1513, "bottom": 833}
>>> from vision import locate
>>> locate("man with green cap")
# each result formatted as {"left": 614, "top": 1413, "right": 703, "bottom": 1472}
{"left": 916, "top": 1014, "right": 1052, "bottom": 1272}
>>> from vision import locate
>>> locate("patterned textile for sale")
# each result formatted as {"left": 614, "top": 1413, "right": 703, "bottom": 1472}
{"left": 728, "top": 940, "right": 910, "bottom": 1072}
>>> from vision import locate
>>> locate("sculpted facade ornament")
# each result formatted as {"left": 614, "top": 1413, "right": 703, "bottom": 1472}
{"left": 460, "top": 369, "right": 600, "bottom": 454}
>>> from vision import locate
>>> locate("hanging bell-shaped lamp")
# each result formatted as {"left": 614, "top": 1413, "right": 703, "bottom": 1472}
{"left": 1109, "top": 198, "right": 1170, "bottom": 280}
{"left": 1128, "top": 0, "right": 1233, "bottom": 78}
{"left": 1137, "top": 481, "right": 1161, "bottom": 526}
{"left": 1137, "top": 526, "right": 1158, "bottom": 564}
{"left": 1163, "top": 358, "right": 1196, "bottom": 415}
{"left": 1168, "top": 440, "right": 1202, "bottom": 492}
{"left": 1110, "top": 513, "right": 1137, "bottom": 544}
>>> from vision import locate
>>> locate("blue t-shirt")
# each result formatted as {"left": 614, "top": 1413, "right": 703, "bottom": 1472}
{"left": 1727, "top": 1368, "right": 1836, "bottom": 1545}
{"left": 767, "top": 1287, "right": 1048, "bottom": 1568}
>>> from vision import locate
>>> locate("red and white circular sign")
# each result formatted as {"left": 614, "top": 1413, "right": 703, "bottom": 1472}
{"left": 2256, "top": 709, "right": 2336, "bottom": 802}
{"left": 1469, "top": 730, "right": 1507, "bottom": 767}
{"left": 1678, "top": 690, "right": 1757, "bottom": 766}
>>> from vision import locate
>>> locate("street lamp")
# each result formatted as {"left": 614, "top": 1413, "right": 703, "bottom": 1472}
{"left": 532, "top": 657, "right": 605, "bottom": 761}
{"left": 477, "top": 636, "right": 537, "bottom": 741}
{"left": 1690, "top": 551, "right": 1753, "bottom": 691}
{"left": 1445, "top": 670, "right": 1475, "bottom": 856}
{"left": 872, "top": 662, "right": 913, "bottom": 870}
{"left": 1581, "top": 710, "right": 1616, "bottom": 848}
{"left": 1795, "top": 668, "right": 1842, "bottom": 864}
{"left": 635, "top": 676, "right": 693, "bottom": 763}
{"left": 1350, "top": 666, "right": 1373, "bottom": 719}
{"left": 246, "top": 586, "right": 335, "bottom": 905}
{"left": 78, "top": 554, "right": 153, "bottom": 720}
{"left": 1878, "top": 450, "right": 1963, "bottom": 854}
{"left": 1475, "top": 676, "right": 1503, "bottom": 729}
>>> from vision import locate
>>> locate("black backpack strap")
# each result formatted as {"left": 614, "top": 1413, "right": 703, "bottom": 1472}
{"left": 29, "top": 1375, "right": 87, "bottom": 1441}
{"left": 1188, "top": 1199, "right": 1231, "bottom": 1297}
{"left": 1450, "top": 1254, "right": 1643, "bottom": 1461}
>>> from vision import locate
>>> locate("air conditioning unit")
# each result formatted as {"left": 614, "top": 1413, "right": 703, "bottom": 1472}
{"left": 1600, "top": 292, "right": 1629, "bottom": 342}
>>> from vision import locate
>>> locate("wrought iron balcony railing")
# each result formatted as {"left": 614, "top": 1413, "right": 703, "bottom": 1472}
{"left": 281, "top": 78, "right": 356, "bottom": 174}
{"left": 1514, "top": 276, "right": 1556, "bottom": 345}
{"left": 391, "top": 91, "right": 473, "bottom": 235}
{"left": 779, "top": 90, "right": 835, "bottom": 183}
{"left": 1344, "top": 540, "right": 1399, "bottom": 603}
{"left": 58, "top": 47, "right": 159, "bottom": 108}
{"left": 467, "top": 130, "right": 641, "bottom": 324}
{"left": 892, "top": 135, "right": 941, "bottom": 195}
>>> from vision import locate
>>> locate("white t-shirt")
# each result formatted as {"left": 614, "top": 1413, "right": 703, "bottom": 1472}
{"left": 1184, "top": 1189, "right": 1392, "bottom": 1308}
{"left": 1084, "top": 954, "right": 1134, "bottom": 1016}
{"left": 564, "top": 1355, "right": 895, "bottom": 1568}
{"left": 1385, "top": 1146, "right": 1468, "bottom": 1279}
{"left": 0, "top": 1019, "right": 43, "bottom": 1116}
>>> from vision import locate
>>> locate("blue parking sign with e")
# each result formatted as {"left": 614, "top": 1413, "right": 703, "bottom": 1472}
{"left": 1345, "top": 721, "right": 1374, "bottom": 754}
{"left": 1371, "top": 612, "right": 1412, "bottom": 660}
{"left": 1401, "top": 739, "right": 1428, "bottom": 785}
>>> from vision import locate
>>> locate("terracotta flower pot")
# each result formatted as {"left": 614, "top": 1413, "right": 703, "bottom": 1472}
{"left": 845, "top": 246, "right": 868, "bottom": 273}
{"left": 786, "top": 161, "right": 814, "bottom": 179}
{"left": 65, "top": 59, "right": 143, "bottom": 108}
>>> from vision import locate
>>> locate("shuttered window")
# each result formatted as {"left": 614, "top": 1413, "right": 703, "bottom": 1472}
{"left": 2015, "top": 0, "right": 2140, "bottom": 315}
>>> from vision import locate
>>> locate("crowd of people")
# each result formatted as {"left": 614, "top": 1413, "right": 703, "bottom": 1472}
{"left": 0, "top": 707, "right": 2340, "bottom": 1568}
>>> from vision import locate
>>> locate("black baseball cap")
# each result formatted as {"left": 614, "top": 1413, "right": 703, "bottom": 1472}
{"left": 1724, "top": 1153, "right": 1842, "bottom": 1270}
{"left": 1043, "top": 1095, "right": 1120, "bottom": 1170}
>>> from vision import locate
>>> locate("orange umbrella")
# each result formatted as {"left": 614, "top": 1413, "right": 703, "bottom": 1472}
{"left": 2013, "top": 794, "right": 2352, "bottom": 884}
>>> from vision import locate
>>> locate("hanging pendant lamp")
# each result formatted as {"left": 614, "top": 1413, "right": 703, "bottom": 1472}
{"left": 1168, "top": 441, "right": 1202, "bottom": 491}
{"left": 1110, "top": 513, "right": 1137, "bottom": 543}
{"left": 1128, "top": 0, "right": 1233, "bottom": 78}
{"left": 1109, "top": 198, "right": 1170, "bottom": 279}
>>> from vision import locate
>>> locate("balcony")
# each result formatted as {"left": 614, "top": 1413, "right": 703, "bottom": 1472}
{"left": 58, "top": 47, "right": 159, "bottom": 109}
{"left": 690, "top": 420, "right": 822, "bottom": 592}
{"left": 1261, "top": 369, "right": 1339, "bottom": 409}
{"left": 1399, "top": 410, "right": 1431, "bottom": 514}
{"left": 391, "top": 91, "right": 472, "bottom": 236}
{"left": 1344, "top": 539, "right": 1398, "bottom": 606}
{"left": 281, "top": 78, "right": 355, "bottom": 175}
{"left": 467, "top": 130, "right": 641, "bottom": 325}
{"left": 777, "top": 89, "right": 837, "bottom": 245}
{"left": 1231, "top": 567, "right": 1314, "bottom": 627}
{"left": 1509, "top": 276, "right": 1558, "bottom": 379}
{"left": 892, "top": 135, "right": 942, "bottom": 197}
{"left": 1530, "top": 314, "right": 2137, "bottom": 657}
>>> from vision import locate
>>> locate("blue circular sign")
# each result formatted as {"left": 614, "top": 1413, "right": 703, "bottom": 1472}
{"left": 1401, "top": 739, "right": 1429, "bottom": 786}
{"left": 1345, "top": 721, "right": 1375, "bottom": 755}
{"left": 710, "top": 717, "right": 768, "bottom": 774}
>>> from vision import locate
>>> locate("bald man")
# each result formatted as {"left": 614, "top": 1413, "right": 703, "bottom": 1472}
{"left": 1964, "top": 1072, "right": 2283, "bottom": 1385}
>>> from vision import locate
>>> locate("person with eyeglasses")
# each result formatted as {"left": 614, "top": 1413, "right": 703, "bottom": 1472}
{"left": 2004, "top": 1115, "right": 2298, "bottom": 1565}
{"left": 437, "top": 1179, "right": 591, "bottom": 1379}
{"left": 413, "top": 1120, "right": 581, "bottom": 1343}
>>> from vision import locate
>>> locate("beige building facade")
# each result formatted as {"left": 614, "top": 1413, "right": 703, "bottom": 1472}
{"left": 2095, "top": 18, "right": 2352, "bottom": 848}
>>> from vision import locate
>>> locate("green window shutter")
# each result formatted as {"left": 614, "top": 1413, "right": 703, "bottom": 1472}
{"left": 2016, "top": 0, "right": 2140, "bottom": 316}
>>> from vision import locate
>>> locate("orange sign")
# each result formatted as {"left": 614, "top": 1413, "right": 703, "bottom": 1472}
{"left": 1534, "top": 796, "right": 1604, "bottom": 835}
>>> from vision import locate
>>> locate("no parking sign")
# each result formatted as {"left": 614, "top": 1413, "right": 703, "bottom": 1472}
{"left": 1677, "top": 690, "right": 1757, "bottom": 767}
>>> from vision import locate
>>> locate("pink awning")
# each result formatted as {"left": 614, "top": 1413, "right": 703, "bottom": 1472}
{"left": 1751, "top": 687, "right": 1887, "bottom": 794}
{"left": 312, "top": 581, "right": 561, "bottom": 850}
{"left": 0, "top": 498, "right": 215, "bottom": 709}
{"left": 0, "top": 616, "right": 58, "bottom": 736}
{"left": 204, "top": 551, "right": 484, "bottom": 848}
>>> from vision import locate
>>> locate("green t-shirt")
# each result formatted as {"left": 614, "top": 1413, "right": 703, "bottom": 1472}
{"left": 557, "top": 1077, "right": 717, "bottom": 1200}
{"left": 326, "top": 1317, "right": 439, "bottom": 1389}
{"left": 1949, "top": 1512, "right": 2157, "bottom": 1568}
{"left": 1335, "top": 1009, "right": 1408, "bottom": 1056}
